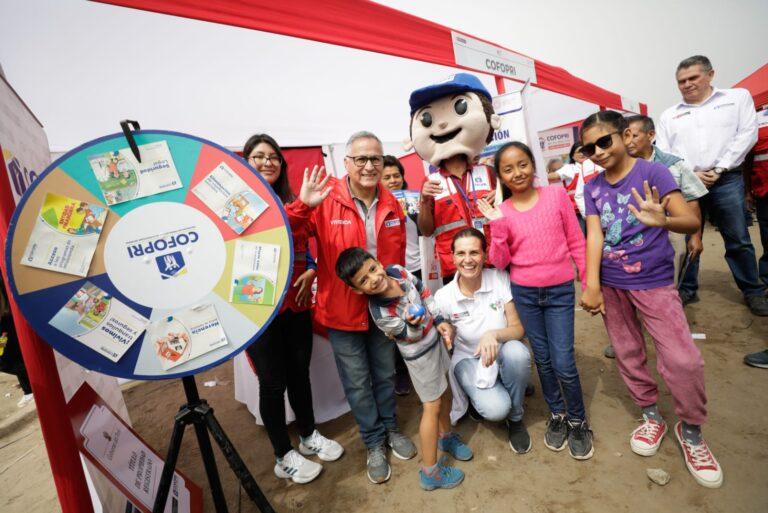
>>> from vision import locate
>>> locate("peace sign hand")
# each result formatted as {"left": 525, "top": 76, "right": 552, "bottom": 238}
{"left": 477, "top": 197, "right": 503, "bottom": 221}
{"left": 299, "top": 165, "right": 332, "bottom": 208}
{"left": 628, "top": 180, "right": 669, "bottom": 228}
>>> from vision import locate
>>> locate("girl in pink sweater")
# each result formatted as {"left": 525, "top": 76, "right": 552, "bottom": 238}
{"left": 477, "top": 141, "right": 593, "bottom": 460}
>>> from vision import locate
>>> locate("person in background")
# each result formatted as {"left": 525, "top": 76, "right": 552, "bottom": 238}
{"left": 242, "top": 133, "right": 343, "bottom": 484}
{"left": 0, "top": 283, "right": 34, "bottom": 408}
{"left": 382, "top": 155, "right": 418, "bottom": 395}
{"left": 290, "top": 131, "right": 416, "bottom": 484}
{"left": 433, "top": 229, "right": 533, "bottom": 454}
{"left": 478, "top": 141, "right": 593, "bottom": 460}
{"left": 743, "top": 105, "right": 768, "bottom": 368}
{"left": 656, "top": 55, "right": 767, "bottom": 315}
{"left": 547, "top": 158, "right": 564, "bottom": 175}
{"left": 580, "top": 110, "right": 722, "bottom": 488}
{"left": 548, "top": 142, "right": 603, "bottom": 234}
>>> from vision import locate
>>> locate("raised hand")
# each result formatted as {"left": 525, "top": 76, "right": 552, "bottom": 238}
{"left": 420, "top": 177, "right": 443, "bottom": 200}
{"left": 477, "top": 197, "right": 503, "bottom": 221}
{"left": 299, "top": 165, "right": 332, "bottom": 208}
{"left": 628, "top": 180, "right": 670, "bottom": 228}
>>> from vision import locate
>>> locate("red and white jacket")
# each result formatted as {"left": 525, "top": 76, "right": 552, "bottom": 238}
{"left": 291, "top": 177, "right": 405, "bottom": 331}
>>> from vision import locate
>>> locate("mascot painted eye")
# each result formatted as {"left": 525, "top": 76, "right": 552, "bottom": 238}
{"left": 420, "top": 111, "right": 433, "bottom": 128}
{"left": 454, "top": 98, "right": 468, "bottom": 115}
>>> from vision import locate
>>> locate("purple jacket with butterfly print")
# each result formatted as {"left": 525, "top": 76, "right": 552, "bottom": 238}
{"left": 584, "top": 158, "right": 679, "bottom": 290}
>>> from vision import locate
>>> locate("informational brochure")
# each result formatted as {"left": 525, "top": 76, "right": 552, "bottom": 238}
{"left": 229, "top": 241, "right": 281, "bottom": 306}
{"left": 20, "top": 193, "right": 107, "bottom": 276}
{"left": 148, "top": 303, "right": 228, "bottom": 371}
{"left": 392, "top": 189, "right": 420, "bottom": 217}
{"left": 88, "top": 140, "right": 182, "bottom": 205}
{"left": 49, "top": 282, "right": 149, "bottom": 362}
{"left": 191, "top": 162, "right": 268, "bottom": 234}
{"left": 80, "top": 404, "right": 191, "bottom": 513}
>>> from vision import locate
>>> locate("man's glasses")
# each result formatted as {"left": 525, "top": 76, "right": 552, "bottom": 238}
{"left": 249, "top": 154, "right": 282, "bottom": 166}
{"left": 580, "top": 132, "right": 619, "bottom": 158}
{"left": 346, "top": 155, "right": 384, "bottom": 169}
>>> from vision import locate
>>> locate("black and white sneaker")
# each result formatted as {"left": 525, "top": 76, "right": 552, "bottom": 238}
{"left": 567, "top": 419, "right": 594, "bottom": 460}
{"left": 274, "top": 449, "right": 322, "bottom": 484}
{"left": 506, "top": 419, "right": 532, "bottom": 454}
{"left": 544, "top": 413, "right": 568, "bottom": 452}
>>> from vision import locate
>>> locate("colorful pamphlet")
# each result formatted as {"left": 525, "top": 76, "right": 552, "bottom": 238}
{"left": 229, "top": 241, "right": 281, "bottom": 306}
{"left": 88, "top": 140, "right": 182, "bottom": 205}
{"left": 392, "top": 189, "right": 420, "bottom": 217}
{"left": 49, "top": 282, "right": 149, "bottom": 362}
{"left": 191, "top": 162, "right": 268, "bottom": 234}
{"left": 148, "top": 303, "right": 228, "bottom": 371}
{"left": 20, "top": 193, "right": 107, "bottom": 276}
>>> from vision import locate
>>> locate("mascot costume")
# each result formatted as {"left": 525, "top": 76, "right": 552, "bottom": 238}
{"left": 408, "top": 73, "right": 501, "bottom": 279}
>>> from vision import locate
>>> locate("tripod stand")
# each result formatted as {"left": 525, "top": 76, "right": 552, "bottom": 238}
{"left": 152, "top": 375, "right": 276, "bottom": 513}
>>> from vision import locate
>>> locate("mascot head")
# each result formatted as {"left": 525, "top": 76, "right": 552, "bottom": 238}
{"left": 407, "top": 73, "right": 501, "bottom": 167}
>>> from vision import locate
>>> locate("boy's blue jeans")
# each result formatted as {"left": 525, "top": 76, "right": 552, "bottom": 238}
{"left": 327, "top": 324, "right": 398, "bottom": 449}
{"left": 510, "top": 280, "right": 587, "bottom": 421}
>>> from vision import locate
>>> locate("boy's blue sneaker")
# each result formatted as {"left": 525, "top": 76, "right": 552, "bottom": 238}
{"left": 419, "top": 459, "right": 465, "bottom": 491}
{"left": 438, "top": 432, "right": 473, "bottom": 461}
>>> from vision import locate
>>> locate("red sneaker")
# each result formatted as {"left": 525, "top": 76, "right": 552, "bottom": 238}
{"left": 674, "top": 422, "right": 723, "bottom": 488}
{"left": 630, "top": 415, "right": 667, "bottom": 456}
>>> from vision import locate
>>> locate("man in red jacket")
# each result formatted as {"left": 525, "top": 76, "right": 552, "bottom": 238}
{"left": 292, "top": 131, "right": 416, "bottom": 483}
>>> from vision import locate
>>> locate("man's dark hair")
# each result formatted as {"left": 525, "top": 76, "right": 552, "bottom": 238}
{"left": 626, "top": 115, "right": 655, "bottom": 133}
{"left": 451, "top": 227, "right": 487, "bottom": 253}
{"left": 677, "top": 55, "right": 713, "bottom": 74}
{"left": 335, "top": 247, "right": 377, "bottom": 287}
{"left": 382, "top": 155, "right": 408, "bottom": 189}
{"left": 581, "top": 110, "right": 629, "bottom": 136}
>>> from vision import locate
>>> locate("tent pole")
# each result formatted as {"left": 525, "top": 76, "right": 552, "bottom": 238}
{"left": 0, "top": 145, "right": 95, "bottom": 513}
{"left": 494, "top": 76, "right": 506, "bottom": 94}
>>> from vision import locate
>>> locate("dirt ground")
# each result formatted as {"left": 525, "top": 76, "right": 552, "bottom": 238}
{"left": 1, "top": 224, "right": 767, "bottom": 513}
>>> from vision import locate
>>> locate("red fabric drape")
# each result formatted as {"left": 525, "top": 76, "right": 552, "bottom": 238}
{"left": 0, "top": 145, "right": 94, "bottom": 513}
{"left": 93, "top": 0, "right": 646, "bottom": 113}
{"left": 734, "top": 62, "right": 768, "bottom": 108}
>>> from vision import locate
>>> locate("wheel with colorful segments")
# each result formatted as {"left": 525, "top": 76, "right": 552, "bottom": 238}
{"left": 5, "top": 130, "right": 294, "bottom": 380}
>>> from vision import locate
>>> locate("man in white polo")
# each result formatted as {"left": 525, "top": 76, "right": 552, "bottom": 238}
{"left": 656, "top": 55, "right": 767, "bottom": 316}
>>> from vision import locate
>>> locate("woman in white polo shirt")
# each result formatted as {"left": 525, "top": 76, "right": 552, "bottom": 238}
{"left": 434, "top": 228, "right": 533, "bottom": 453}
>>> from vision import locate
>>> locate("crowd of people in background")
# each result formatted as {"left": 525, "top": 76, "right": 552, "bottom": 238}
{"left": 4, "top": 54, "right": 765, "bottom": 494}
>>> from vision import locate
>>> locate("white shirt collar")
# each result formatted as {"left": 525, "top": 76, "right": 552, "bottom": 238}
{"left": 449, "top": 271, "right": 493, "bottom": 303}
{"left": 676, "top": 87, "right": 724, "bottom": 109}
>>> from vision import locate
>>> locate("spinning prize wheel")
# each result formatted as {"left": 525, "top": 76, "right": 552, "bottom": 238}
{"left": 5, "top": 130, "right": 294, "bottom": 380}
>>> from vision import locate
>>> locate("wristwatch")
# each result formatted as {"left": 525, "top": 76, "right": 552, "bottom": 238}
{"left": 713, "top": 167, "right": 727, "bottom": 175}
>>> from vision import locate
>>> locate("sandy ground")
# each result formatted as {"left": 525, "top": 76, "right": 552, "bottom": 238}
{"left": 1, "top": 224, "right": 767, "bottom": 513}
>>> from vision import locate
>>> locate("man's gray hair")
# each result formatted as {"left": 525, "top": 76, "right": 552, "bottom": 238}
{"left": 346, "top": 131, "right": 383, "bottom": 152}
{"left": 677, "top": 55, "right": 713, "bottom": 74}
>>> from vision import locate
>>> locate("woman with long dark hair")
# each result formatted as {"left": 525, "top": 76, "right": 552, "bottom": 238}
{"left": 242, "top": 133, "right": 343, "bottom": 484}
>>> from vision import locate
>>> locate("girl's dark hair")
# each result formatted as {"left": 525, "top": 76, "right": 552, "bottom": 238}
{"left": 581, "top": 110, "right": 629, "bottom": 136}
{"left": 382, "top": 155, "right": 408, "bottom": 189}
{"left": 451, "top": 227, "right": 487, "bottom": 253}
{"left": 493, "top": 141, "right": 536, "bottom": 200}
{"left": 568, "top": 142, "right": 583, "bottom": 163}
{"left": 242, "top": 133, "right": 294, "bottom": 203}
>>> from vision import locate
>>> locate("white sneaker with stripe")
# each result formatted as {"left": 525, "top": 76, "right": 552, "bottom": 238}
{"left": 299, "top": 429, "right": 344, "bottom": 461}
{"left": 274, "top": 449, "right": 322, "bottom": 484}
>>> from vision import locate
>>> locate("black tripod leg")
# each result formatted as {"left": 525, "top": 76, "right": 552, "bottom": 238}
{"left": 152, "top": 416, "right": 187, "bottom": 513}
{"left": 203, "top": 410, "right": 276, "bottom": 513}
{"left": 192, "top": 420, "right": 229, "bottom": 513}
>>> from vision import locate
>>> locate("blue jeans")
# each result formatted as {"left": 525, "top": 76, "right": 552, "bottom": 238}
{"left": 327, "top": 325, "right": 397, "bottom": 448}
{"left": 510, "top": 280, "right": 586, "bottom": 421}
{"left": 454, "top": 340, "right": 531, "bottom": 422}
{"left": 679, "top": 172, "right": 766, "bottom": 298}
{"left": 757, "top": 195, "right": 768, "bottom": 287}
